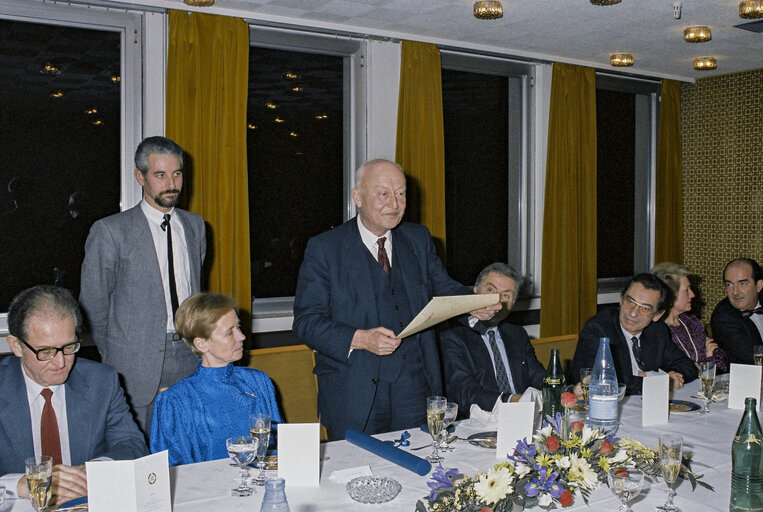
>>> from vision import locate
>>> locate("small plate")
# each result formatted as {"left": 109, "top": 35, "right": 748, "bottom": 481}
{"left": 56, "top": 496, "right": 88, "bottom": 510}
{"left": 467, "top": 431, "right": 497, "bottom": 449}
{"left": 669, "top": 399, "right": 701, "bottom": 413}
{"left": 346, "top": 476, "right": 402, "bottom": 504}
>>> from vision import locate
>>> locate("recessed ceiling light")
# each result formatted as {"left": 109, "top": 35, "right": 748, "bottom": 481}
{"left": 289, "top": 132, "right": 298, "bottom": 137}
{"left": 50, "top": 90, "right": 64, "bottom": 98}
{"left": 739, "top": 0, "right": 763, "bottom": 18}
{"left": 274, "top": 118, "right": 285, "bottom": 123}
{"left": 40, "top": 63, "right": 60, "bottom": 75}
{"left": 693, "top": 56, "right": 717, "bottom": 70}
{"left": 283, "top": 72, "right": 300, "bottom": 80}
{"left": 266, "top": 102, "right": 278, "bottom": 110}
{"left": 610, "top": 54, "right": 634, "bottom": 67}
{"left": 473, "top": 1, "right": 503, "bottom": 19}
{"left": 291, "top": 86, "right": 303, "bottom": 93}
{"left": 683, "top": 26, "right": 711, "bottom": 42}
{"left": 85, "top": 108, "right": 98, "bottom": 115}
{"left": 315, "top": 114, "right": 329, "bottom": 120}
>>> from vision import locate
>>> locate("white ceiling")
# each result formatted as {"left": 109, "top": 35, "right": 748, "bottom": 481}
{"left": 118, "top": 0, "right": 763, "bottom": 82}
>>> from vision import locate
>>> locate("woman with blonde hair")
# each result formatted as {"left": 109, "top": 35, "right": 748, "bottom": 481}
{"left": 651, "top": 262, "right": 728, "bottom": 373}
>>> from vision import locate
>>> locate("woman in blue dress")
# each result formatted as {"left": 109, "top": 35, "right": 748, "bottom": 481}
{"left": 150, "top": 293, "right": 282, "bottom": 465}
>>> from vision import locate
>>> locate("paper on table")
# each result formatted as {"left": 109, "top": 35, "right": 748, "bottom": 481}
{"left": 278, "top": 423, "right": 321, "bottom": 486}
{"left": 728, "top": 363, "right": 762, "bottom": 410}
{"left": 396, "top": 294, "right": 499, "bottom": 339}
{"left": 86, "top": 451, "right": 171, "bottom": 512}
{"left": 496, "top": 402, "right": 534, "bottom": 459}
{"left": 642, "top": 372, "right": 669, "bottom": 426}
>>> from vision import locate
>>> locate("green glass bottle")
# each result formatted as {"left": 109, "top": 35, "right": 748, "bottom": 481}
{"left": 730, "top": 397, "right": 763, "bottom": 512}
{"left": 541, "top": 348, "right": 565, "bottom": 421}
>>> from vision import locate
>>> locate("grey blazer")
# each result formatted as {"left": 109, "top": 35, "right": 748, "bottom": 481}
{"left": 0, "top": 356, "right": 148, "bottom": 475}
{"left": 79, "top": 204, "right": 206, "bottom": 406}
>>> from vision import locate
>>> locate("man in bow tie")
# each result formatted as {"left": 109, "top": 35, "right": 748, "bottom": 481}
{"left": 711, "top": 258, "right": 763, "bottom": 364}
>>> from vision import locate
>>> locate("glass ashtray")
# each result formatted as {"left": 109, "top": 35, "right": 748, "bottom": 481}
{"left": 346, "top": 476, "right": 402, "bottom": 504}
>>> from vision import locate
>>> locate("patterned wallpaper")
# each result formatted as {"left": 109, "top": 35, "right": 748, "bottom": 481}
{"left": 681, "top": 69, "right": 763, "bottom": 322}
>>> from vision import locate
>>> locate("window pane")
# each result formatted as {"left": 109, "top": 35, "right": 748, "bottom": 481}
{"left": 248, "top": 47, "right": 343, "bottom": 299}
{"left": 0, "top": 19, "right": 120, "bottom": 310}
{"left": 596, "top": 88, "right": 636, "bottom": 279}
{"left": 442, "top": 68, "right": 509, "bottom": 285}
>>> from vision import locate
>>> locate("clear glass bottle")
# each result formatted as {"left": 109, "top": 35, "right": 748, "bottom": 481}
{"left": 260, "top": 477, "right": 290, "bottom": 512}
{"left": 730, "top": 397, "right": 763, "bottom": 512}
{"left": 542, "top": 348, "right": 565, "bottom": 420}
{"left": 587, "top": 337, "right": 619, "bottom": 434}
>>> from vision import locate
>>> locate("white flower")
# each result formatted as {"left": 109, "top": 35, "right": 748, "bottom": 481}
{"left": 554, "top": 456, "right": 571, "bottom": 469}
{"left": 514, "top": 463, "right": 531, "bottom": 478}
{"left": 538, "top": 492, "right": 553, "bottom": 507}
{"left": 474, "top": 466, "right": 514, "bottom": 504}
{"left": 567, "top": 453, "right": 599, "bottom": 490}
{"left": 609, "top": 449, "right": 628, "bottom": 464}
{"left": 580, "top": 426, "right": 603, "bottom": 446}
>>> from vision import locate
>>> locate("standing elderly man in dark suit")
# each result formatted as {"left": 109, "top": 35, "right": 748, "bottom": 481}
{"left": 441, "top": 263, "right": 546, "bottom": 414}
{"left": 0, "top": 286, "right": 146, "bottom": 505}
{"left": 710, "top": 258, "right": 763, "bottom": 364}
{"left": 570, "top": 273, "right": 697, "bottom": 396}
{"left": 80, "top": 136, "right": 206, "bottom": 434}
{"left": 293, "top": 159, "right": 498, "bottom": 439}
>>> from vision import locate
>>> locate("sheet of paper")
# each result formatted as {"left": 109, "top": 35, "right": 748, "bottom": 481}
{"left": 397, "top": 294, "right": 499, "bottom": 338}
{"left": 642, "top": 372, "right": 669, "bottom": 426}
{"left": 87, "top": 451, "right": 170, "bottom": 512}
{"left": 496, "top": 402, "right": 534, "bottom": 459}
{"left": 278, "top": 423, "right": 320, "bottom": 486}
{"left": 328, "top": 465, "right": 373, "bottom": 483}
{"left": 728, "top": 363, "right": 762, "bottom": 410}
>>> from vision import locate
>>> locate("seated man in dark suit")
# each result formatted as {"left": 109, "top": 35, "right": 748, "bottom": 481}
{"left": 710, "top": 258, "right": 763, "bottom": 364}
{"left": 0, "top": 286, "right": 147, "bottom": 505}
{"left": 570, "top": 273, "right": 697, "bottom": 396}
{"left": 441, "top": 263, "right": 546, "bottom": 413}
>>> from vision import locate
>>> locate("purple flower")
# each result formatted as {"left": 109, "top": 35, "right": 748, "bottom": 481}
{"left": 525, "top": 480, "right": 540, "bottom": 497}
{"left": 513, "top": 437, "right": 536, "bottom": 462}
{"left": 542, "top": 412, "right": 565, "bottom": 435}
{"left": 427, "top": 464, "right": 459, "bottom": 501}
{"left": 526, "top": 465, "right": 564, "bottom": 499}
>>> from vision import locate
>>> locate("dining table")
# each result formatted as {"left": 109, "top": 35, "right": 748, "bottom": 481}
{"left": 3, "top": 375, "right": 746, "bottom": 511}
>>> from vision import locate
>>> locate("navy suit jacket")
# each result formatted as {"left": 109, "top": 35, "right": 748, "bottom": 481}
{"left": 570, "top": 307, "right": 698, "bottom": 395}
{"left": 293, "top": 217, "right": 468, "bottom": 436}
{"left": 440, "top": 318, "right": 546, "bottom": 414}
{"left": 0, "top": 356, "right": 147, "bottom": 475}
{"left": 710, "top": 291, "right": 763, "bottom": 364}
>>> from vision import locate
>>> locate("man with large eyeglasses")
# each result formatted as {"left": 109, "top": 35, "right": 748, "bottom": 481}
{"left": 0, "top": 285, "right": 147, "bottom": 506}
{"left": 570, "top": 273, "right": 697, "bottom": 396}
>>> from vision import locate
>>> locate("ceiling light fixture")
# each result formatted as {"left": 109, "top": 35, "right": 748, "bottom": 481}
{"left": 110, "top": 75, "right": 120, "bottom": 84}
{"left": 693, "top": 56, "right": 717, "bottom": 70}
{"left": 182, "top": 0, "right": 214, "bottom": 6}
{"left": 40, "top": 64, "right": 60, "bottom": 75}
{"left": 683, "top": 26, "right": 711, "bottom": 42}
{"left": 739, "top": 0, "right": 763, "bottom": 18}
{"left": 266, "top": 102, "right": 278, "bottom": 110}
{"left": 85, "top": 108, "right": 98, "bottom": 115}
{"left": 50, "top": 90, "right": 64, "bottom": 98}
{"left": 473, "top": 1, "right": 503, "bottom": 19}
{"left": 590, "top": 0, "right": 622, "bottom": 5}
{"left": 247, "top": 123, "right": 257, "bottom": 130}
{"left": 283, "top": 72, "right": 300, "bottom": 80}
{"left": 610, "top": 53, "right": 634, "bottom": 67}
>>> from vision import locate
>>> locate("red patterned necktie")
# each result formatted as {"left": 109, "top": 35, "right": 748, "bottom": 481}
{"left": 41, "top": 388, "right": 63, "bottom": 466}
{"left": 377, "top": 237, "right": 391, "bottom": 277}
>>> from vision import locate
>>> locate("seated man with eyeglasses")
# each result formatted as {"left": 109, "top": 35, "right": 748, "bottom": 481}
{"left": 570, "top": 273, "right": 697, "bottom": 396}
{"left": 0, "top": 285, "right": 147, "bottom": 506}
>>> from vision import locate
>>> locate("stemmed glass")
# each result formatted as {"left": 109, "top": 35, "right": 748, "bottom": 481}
{"left": 657, "top": 434, "right": 684, "bottom": 512}
{"left": 0, "top": 484, "right": 6, "bottom": 509}
{"left": 226, "top": 436, "right": 258, "bottom": 497}
{"left": 438, "top": 402, "right": 458, "bottom": 452}
{"left": 425, "top": 396, "right": 447, "bottom": 463}
{"left": 249, "top": 412, "right": 272, "bottom": 486}
{"left": 699, "top": 361, "right": 716, "bottom": 414}
{"left": 25, "top": 455, "right": 52, "bottom": 512}
{"left": 580, "top": 368, "right": 592, "bottom": 414}
{"left": 607, "top": 466, "right": 644, "bottom": 512}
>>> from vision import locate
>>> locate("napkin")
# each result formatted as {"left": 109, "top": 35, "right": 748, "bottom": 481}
{"left": 345, "top": 429, "right": 432, "bottom": 476}
{"left": 464, "top": 387, "right": 543, "bottom": 429}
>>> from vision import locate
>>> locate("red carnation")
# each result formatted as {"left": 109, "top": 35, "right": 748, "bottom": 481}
{"left": 546, "top": 435, "right": 560, "bottom": 452}
{"left": 559, "top": 490, "right": 574, "bottom": 507}
{"left": 570, "top": 421, "right": 584, "bottom": 433}
{"left": 561, "top": 392, "right": 577, "bottom": 407}
{"left": 599, "top": 440, "right": 614, "bottom": 455}
{"left": 480, "top": 508, "right": 491, "bottom": 512}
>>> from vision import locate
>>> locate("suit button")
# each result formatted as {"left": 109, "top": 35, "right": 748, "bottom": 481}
{"left": 394, "top": 305, "right": 399, "bottom": 310}
{"left": 371, "top": 378, "right": 378, "bottom": 384}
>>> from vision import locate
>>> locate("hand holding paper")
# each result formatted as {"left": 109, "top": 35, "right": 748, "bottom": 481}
{"left": 397, "top": 294, "right": 499, "bottom": 339}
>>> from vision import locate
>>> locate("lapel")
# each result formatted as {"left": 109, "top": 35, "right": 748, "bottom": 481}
{"left": 605, "top": 308, "right": 633, "bottom": 381}
{"left": 498, "top": 323, "right": 524, "bottom": 390}
{"left": 126, "top": 204, "right": 165, "bottom": 290}
{"left": 342, "top": 219, "right": 380, "bottom": 326}
{"left": 390, "top": 227, "right": 427, "bottom": 314}
{"left": 0, "top": 358, "right": 35, "bottom": 463}
{"left": 64, "top": 361, "right": 94, "bottom": 465}
{"left": 466, "top": 321, "right": 501, "bottom": 391}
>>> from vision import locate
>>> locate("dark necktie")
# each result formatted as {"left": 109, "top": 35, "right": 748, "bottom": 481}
{"left": 488, "top": 330, "right": 512, "bottom": 394}
{"left": 41, "top": 388, "right": 62, "bottom": 466}
{"left": 377, "top": 237, "right": 391, "bottom": 277}
{"left": 631, "top": 336, "right": 645, "bottom": 370}
{"left": 161, "top": 213, "right": 180, "bottom": 316}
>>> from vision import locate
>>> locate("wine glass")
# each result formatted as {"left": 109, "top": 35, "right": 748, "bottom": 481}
{"left": 426, "top": 396, "right": 447, "bottom": 463}
{"left": 439, "top": 402, "right": 458, "bottom": 451}
{"left": 24, "top": 455, "right": 52, "bottom": 512}
{"left": 579, "top": 367, "right": 592, "bottom": 413}
{"left": 607, "top": 466, "right": 644, "bottom": 512}
{"left": 753, "top": 345, "right": 763, "bottom": 366}
{"left": 699, "top": 361, "right": 716, "bottom": 414}
{"left": 226, "top": 436, "right": 258, "bottom": 497}
{"left": 249, "top": 412, "right": 272, "bottom": 486}
{"left": 0, "top": 484, "right": 6, "bottom": 509}
{"left": 657, "top": 434, "right": 683, "bottom": 512}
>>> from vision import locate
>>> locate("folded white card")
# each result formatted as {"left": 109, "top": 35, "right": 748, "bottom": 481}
{"left": 642, "top": 372, "right": 669, "bottom": 426}
{"left": 496, "top": 402, "right": 534, "bottom": 459}
{"left": 86, "top": 451, "right": 170, "bottom": 512}
{"left": 277, "top": 423, "right": 320, "bottom": 486}
{"left": 728, "top": 363, "right": 762, "bottom": 410}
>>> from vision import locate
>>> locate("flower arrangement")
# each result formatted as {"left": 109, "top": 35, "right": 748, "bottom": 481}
{"left": 416, "top": 392, "right": 713, "bottom": 512}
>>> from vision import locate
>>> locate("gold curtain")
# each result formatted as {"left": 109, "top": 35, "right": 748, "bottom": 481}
{"left": 654, "top": 79, "right": 683, "bottom": 264}
{"left": 166, "top": 11, "right": 251, "bottom": 315}
{"left": 539, "top": 63, "right": 598, "bottom": 337}
{"left": 395, "top": 40, "right": 447, "bottom": 249}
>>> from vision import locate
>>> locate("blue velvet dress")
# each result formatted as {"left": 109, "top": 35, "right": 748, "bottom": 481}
{"left": 150, "top": 361, "right": 282, "bottom": 466}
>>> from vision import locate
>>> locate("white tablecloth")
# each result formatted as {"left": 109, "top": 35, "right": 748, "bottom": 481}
{"left": 5, "top": 378, "right": 742, "bottom": 511}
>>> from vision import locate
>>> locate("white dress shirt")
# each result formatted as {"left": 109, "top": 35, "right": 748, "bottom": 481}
{"left": 357, "top": 216, "right": 392, "bottom": 266}
{"left": 620, "top": 325, "right": 643, "bottom": 377}
{"left": 751, "top": 300, "right": 763, "bottom": 342}
{"left": 481, "top": 327, "right": 516, "bottom": 394}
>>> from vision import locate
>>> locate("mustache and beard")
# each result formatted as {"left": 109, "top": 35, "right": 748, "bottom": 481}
{"left": 153, "top": 189, "right": 181, "bottom": 208}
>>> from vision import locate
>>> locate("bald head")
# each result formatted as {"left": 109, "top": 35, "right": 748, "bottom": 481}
{"left": 351, "top": 159, "right": 407, "bottom": 236}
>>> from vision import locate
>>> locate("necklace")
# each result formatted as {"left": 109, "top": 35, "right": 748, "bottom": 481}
{"left": 672, "top": 318, "right": 698, "bottom": 361}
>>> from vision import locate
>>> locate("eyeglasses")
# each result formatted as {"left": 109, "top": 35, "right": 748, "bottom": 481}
{"left": 18, "top": 338, "right": 81, "bottom": 361}
{"left": 621, "top": 295, "right": 657, "bottom": 317}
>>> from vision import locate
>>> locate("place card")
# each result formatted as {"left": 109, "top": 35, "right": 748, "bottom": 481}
{"left": 328, "top": 465, "right": 373, "bottom": 483}
{"left": 642, "top": 372, "right": 669, "bottom": 426}
{"left": 728, "top": 363, "right": 762, "bottom": 410}
{"left": 496, "top": 401, "right": 534, "bottom": 459}
{"left": 87, "top": 451, "right": 170, "bottom": 512}
{"left": 277, "top": 423, "right": 320, "bottom": 486}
